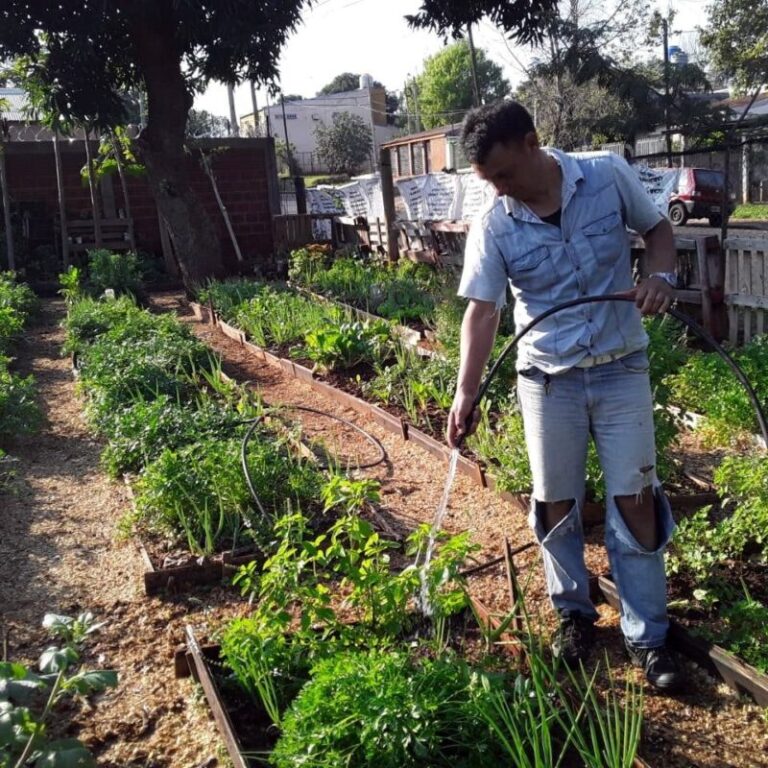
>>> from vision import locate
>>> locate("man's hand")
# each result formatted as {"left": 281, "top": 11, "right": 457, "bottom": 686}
{"left": 447, "top": 390, "right": 480, "bottom": 448}
{"left": 630, "top": 276, "right": 673, "bottom": 315}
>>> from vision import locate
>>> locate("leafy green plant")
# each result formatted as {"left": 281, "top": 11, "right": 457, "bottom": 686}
{"left": 86, "top": 248, "right": 141, "bottom": 296}
{"left": 320, "top": 474, "right": 381, "bottom": 515}
{"left": 303, "top": 320, "right": 391, "bottom": 372}
{"left": 132, "top": 431, "right": 322, "bottom": 554}
{"left": 233, "top": 288, "right": 336, "bottom": 349}
{"left": 0, "top": 356, "right": 41, "bottom": 441}
{"left": 97, "top": 394, "right": 244, "bottom": 477}
{"left": 224, "top": 512, "right": 477, "bottom": 724}
{"left": 57, "top": 266, "right": 84, "bottom": 307}
{"left": 699, "top": 583, "right": 768, "bottom": 673}
{"left": 196, "top": 278, "right": 264, "bottom": 322}
{"left": 271, "top": 650, "right": 505, "bottom": 768}
{"left": 0, "top": 612, "right": 117, "bottom": 768}
{"left": 666, "top": 334, "right": 768, "bottom": 443}
{"left": 61, "top": 296, "right": 144, "bottom": 356}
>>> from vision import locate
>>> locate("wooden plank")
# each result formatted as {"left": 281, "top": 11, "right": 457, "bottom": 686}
{"left": 184, "top": 627, "right": 249, "bottom": 768}
{"left": 729, "top": 305, "right": 739, "bottom": 346}
{"left": 597, "top": 576, "right": 768, "bottom": 706}
{"left": 726, "top": 293, "right": 768, "bottom": 310}
{"left": 724, "top": 236, "right": 768, "bottom": 252}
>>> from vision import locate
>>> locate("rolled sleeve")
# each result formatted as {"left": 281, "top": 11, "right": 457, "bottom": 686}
{"left": 609, "top": 154, "right": 665, "bottom": 235}
{"left": 458, "top": 216, "right": 509, "bottom": 309}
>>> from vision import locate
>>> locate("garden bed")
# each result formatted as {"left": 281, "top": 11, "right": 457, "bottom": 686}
{"left": 195, "top": 312, "right": 720, "bottom": 525}
{"left": 179, "top": 615, "right": 655, "bottom": 768}
{"left": 597, "top": 576, "right": 768, "bottom": 706}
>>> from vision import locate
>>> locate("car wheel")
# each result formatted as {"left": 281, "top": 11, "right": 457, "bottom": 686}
{"left": 668, "top": 202, "right": 687, "bottom": 226}
{"left": 708, "top": 214, "right": 723, "bottom": 227}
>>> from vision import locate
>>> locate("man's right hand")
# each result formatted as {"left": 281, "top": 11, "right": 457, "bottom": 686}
{"left": 447, "top": 390, "right": 480, "bottom": 448}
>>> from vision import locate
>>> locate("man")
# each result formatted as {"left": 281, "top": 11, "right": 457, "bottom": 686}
{"left": 447, "top": 100, "right": 684, "bottom": 691}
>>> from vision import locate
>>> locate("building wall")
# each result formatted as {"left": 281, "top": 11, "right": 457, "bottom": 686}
{"left": 3, "top": 137, "right": 279, "bottom": 270}
{"left": 247, "top": 87, "right": 398, "bottom": 174}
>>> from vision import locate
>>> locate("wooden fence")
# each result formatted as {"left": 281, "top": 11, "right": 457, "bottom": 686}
{"left": 724, "top": 237, "right": 768, "bottom": 344}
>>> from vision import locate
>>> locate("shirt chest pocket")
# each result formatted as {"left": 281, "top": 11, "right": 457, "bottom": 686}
{"left": 582, "top": 210, "right": 624, "bottom": 265}
{"left": 507, "top": 245, "right": 557, "bottom": 291}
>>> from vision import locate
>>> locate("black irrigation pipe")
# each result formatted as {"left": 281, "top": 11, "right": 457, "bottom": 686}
{"left": 240, "top": 404, "right": 387, "bottom": 514}
{"left": 471, "top": 293, "right": 768, "bottom": 447}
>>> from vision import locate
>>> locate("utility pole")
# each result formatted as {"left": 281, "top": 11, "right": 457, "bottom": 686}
{"left": 403, "top": 81, "right": 412, "bottom": 133}
{"left": 249, "top": 81, "right": 260, "bottom": 137}
{"left": 227, "top": 83, "right": 239, "bottom": 137}
{"left": 662, "top": 17, "right": 673, "bottom": 168}
{"left": 467, "top": 24, "right": 481, "bottom": 108}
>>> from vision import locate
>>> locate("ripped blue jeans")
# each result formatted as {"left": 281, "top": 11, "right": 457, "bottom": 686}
{"left": 517, "top": 350, "right": 675, "bottom": 648}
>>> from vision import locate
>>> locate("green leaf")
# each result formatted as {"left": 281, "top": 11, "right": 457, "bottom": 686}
{"left": 39, "top": 646, "right": 79, "bottom": 675}
{"left": 33, "top": 738, "right": 97, "bottom": 767}
{"left": 61, "top": 670, "right": 118, "bottom": 695}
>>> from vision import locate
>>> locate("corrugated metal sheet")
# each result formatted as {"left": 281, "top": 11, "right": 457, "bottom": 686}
{"left": 0, "top": 88, "right": 32, "bottom": 121}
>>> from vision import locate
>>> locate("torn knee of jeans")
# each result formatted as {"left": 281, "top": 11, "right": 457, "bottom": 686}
{"left": 536, "top": 498, "right": 579, "bottom": 538}
{"left": 614, "top": 483, "right": 654, "bottom": 509}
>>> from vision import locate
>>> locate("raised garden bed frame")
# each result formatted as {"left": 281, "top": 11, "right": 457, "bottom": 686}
{"left": 597, "top": 575, "right": 768, "bottom": 706}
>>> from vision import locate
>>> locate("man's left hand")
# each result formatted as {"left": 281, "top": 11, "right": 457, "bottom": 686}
{"left": 630, "top": 277, "right": 674, "bottom": 315}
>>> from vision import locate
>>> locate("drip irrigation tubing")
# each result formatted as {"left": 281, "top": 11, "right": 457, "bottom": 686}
{"left": 241, "top": 404, "right": 387, "bottom": 513}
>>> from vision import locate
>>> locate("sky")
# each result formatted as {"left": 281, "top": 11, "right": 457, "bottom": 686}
{"left": 193, "top": 0, "right": 709, "bottom": 124}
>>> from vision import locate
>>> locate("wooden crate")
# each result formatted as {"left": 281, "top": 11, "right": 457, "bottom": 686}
{"left": 724, "top": 237, "right": 768, "bottom": 344}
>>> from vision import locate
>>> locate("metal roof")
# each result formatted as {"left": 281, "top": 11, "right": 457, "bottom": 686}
{"left": 0, "top": 88, "right": 33, "bottom": 122}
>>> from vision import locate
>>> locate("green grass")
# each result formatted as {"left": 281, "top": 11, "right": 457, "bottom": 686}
{"left": 732, "top": 203, "right": 768, "bottom": 220}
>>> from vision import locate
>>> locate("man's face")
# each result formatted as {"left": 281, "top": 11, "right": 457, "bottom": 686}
{"left": 473, "top": 132, "right": 539, "bottom": 199}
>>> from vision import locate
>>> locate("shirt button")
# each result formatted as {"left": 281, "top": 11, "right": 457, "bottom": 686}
{"left": 575, "top": 265, "right": 581, "bottom": 271}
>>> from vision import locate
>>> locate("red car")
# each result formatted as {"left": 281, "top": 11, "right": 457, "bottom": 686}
{"left": 667, "top": 168, "right": 736, "bottom": 226}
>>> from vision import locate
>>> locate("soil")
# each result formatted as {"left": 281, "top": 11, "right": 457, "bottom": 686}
{"left": 1, "top": 293, "right": 765, "bottom": 768}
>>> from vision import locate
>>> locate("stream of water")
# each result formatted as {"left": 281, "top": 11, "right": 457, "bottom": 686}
{"left": 417, "top": 447, "right": 460, "bottom": 616}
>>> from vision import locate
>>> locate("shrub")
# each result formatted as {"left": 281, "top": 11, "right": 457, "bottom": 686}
{"left": 0, "top": 357, "right": 40, "bottom": 441}
{"left": 86, "top": 248, "right": 142, "bottom": 296}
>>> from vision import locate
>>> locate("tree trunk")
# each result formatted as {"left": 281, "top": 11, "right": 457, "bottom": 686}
{"left": 52, "top": 130, "right": 70, "bottom": 267}
{"left": 83, "top": 128, "right": 103, "bottom": 249}
{"left": 128, "top": 12, "right": 224, "bottom": 288}
{"left": 0, "top": 148, "right": 15, "bottom": 270}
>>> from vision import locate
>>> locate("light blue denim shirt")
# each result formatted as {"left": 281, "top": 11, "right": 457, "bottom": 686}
{"left": 458, "top": 149, "right": 664, "bottom": 374}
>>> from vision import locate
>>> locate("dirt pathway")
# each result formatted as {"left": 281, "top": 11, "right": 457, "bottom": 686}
{"left": 0, "top": 299, "right": 238, "bottom": 768}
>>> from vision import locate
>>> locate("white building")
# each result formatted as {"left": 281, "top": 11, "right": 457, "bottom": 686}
{"left": 240, "top": 75, "right": 399, "bottom": 175}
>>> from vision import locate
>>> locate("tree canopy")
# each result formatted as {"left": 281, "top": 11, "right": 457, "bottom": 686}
{"left": 0, "top": 0, "right": 309, "bottom": 286}
{"left": 701, "top": 0, "right": 768, "bottom": 104}
{"left": 414, "top": 41, "right": 509, "bottom": 129}
{"left": 407, "top": 0, "right": 558, "bottom": 44}
{"left": 318, "top": 73, "right": 362, "bottom": 95}
{"left": 314, "top": 113, "right": 372, "bottom": 175}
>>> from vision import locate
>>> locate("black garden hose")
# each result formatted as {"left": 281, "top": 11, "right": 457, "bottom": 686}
{"left": 240, "top": 404, "right": 387, "bottom": 514}
{"left": 468, "top": 293, "right": 768, "bottom": 447}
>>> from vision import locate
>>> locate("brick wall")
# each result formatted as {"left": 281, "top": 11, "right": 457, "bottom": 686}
{"left": 3, "top": 137, "right": 280, "bottom": 271}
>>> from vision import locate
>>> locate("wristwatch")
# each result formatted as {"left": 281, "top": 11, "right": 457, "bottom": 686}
{"left": 648, "top": 271, "right": 677, "bottom": 287}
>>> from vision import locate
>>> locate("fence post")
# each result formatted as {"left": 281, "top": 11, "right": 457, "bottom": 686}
{"left": 294, "top": 175, "right": 307, "bottom": 215}
{"left": 379, "top": 147, "right": 399, "bottom": 262}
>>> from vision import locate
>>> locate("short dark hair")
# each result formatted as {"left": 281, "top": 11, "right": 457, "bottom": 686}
{"left": 460, "top": 101, "right": 536, "bottom": 165}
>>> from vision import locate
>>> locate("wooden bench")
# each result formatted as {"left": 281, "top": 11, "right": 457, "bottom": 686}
{"left": 55, "top": 218, "right": 135, "bottom": 253}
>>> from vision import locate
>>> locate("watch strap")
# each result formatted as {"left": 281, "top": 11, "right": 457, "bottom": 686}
{"left": 649, "top": 271, "right": 677, "bottom": 287}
